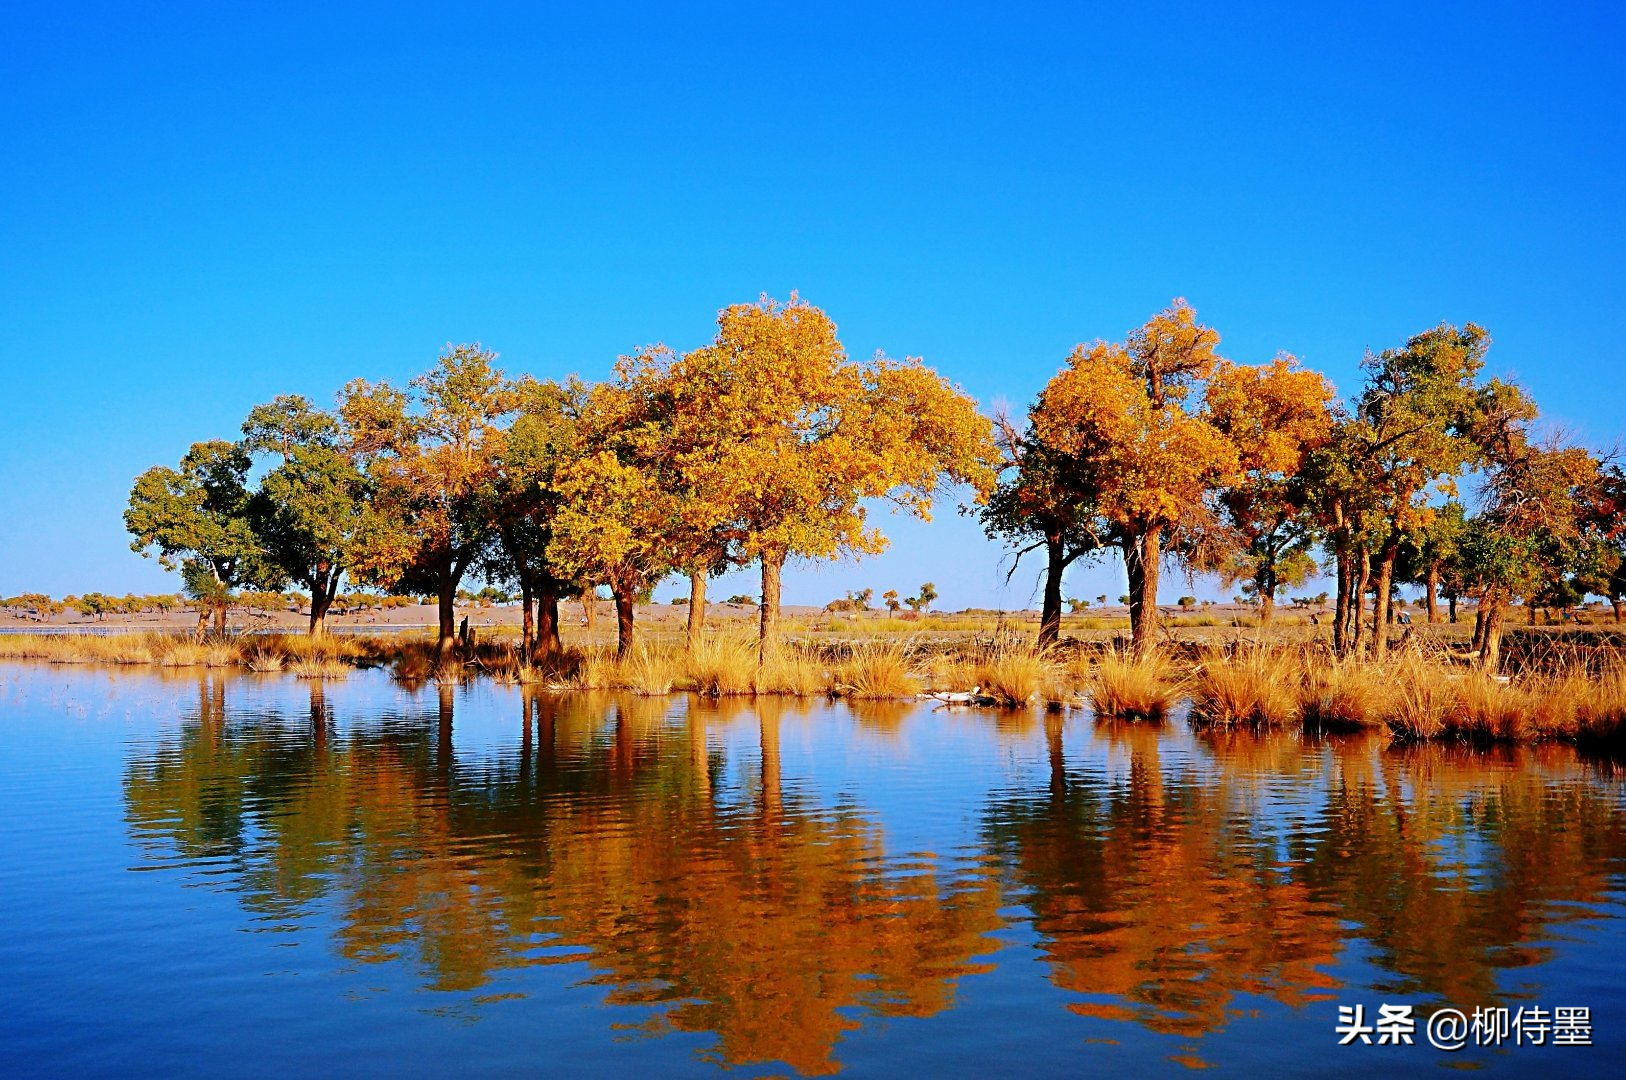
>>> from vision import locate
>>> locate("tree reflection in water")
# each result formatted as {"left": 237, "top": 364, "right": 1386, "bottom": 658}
{"left": 124, "top": 677, "right": 1003, "bottom": 1076}
{"left": 123, "top": 678, "right": 1626, "bottom": 1074}
{"left": 984, "top": 713, "right": 1626, "bottom": 1064}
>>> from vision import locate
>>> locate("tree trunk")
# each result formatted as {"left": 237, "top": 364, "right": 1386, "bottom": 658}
{"left": 1448, "top": 595, "right": 1458, "bottom": 624}
{"left": 1370, "top": 537, "right": 1398, "bottom": 661}
{"left": 1351, "top": 548, "right": 1371, "bottom": 656}
{"left": 582, "top": 591, "right": 596, "bottom": 631}
{"left": 519, "top": 578, "right": 534, "bottom": 662}
{"left": 1037, "top": 533, "right": 1065, "bottom": 648}
{"left": 759, "top": 551, "right": 784, "bottom": 662}
{"left": 1612, "top": 598, "right": 1622, "bottom": 624}
{"left": 537, "top": 584, "right": 561, "bottom": 657}
{"left": 308, "top": 573, "right": 337, "bottom": 636}
{"left": 1479, "top": 589, "right": 1506, "bottom": 671}
{"left": 1124, "top": 528, "right": 1162, "bottom": 657}
{"left": 212, "top": 601, "right": 227, "bottom": 636}
{"left": 613, "top": 583, "right": 635, "bottom": 660}
{"left": 437, "top": 577, "right": 458, "bottom": 666}
{"left": 194, "top": 606, "right": 209, "bottom": 640}
{"left": 687, "top": 571, "right": 707, "bottom": 649}
{"left": 1333, "top": 547, "right": 1351, "bottom": 655}
{"left": 1259, "top": 589, "right": 1275, "bottom": 626}
{"left": 1528, "top": 601, "right": 1538, "bottom": 627}
{"left": 1424, "top": 563, "right": 1440, "bottom": 624}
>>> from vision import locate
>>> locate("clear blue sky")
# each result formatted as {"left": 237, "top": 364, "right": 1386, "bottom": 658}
{"left": 3, "top": 2, "right": 1623, "bottom": 609}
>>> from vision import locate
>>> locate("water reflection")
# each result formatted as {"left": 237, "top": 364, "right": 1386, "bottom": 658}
{"left": 985, "top": 716, "right": 1626, "bottom": 1063}
{"left": 124, "top": 678, "right": 1003, "bottom": 1075}
{"left": 118, "top": 676, "right": 1626, "bottom": 1074}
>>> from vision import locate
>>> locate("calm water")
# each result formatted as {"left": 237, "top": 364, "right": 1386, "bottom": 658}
{"left": 1, "top": 666, "right": 1623, "bottom": 1077}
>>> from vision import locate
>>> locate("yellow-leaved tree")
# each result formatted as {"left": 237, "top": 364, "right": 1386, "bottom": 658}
{"left": 339, "top": 344, "right": 518, "bottom": 664}
{"left": 1204, "top": 356, "right": 1336, "bottom": 624}
{"left": 670, "top": 295, "right": 999, "bottom": 658}
{"left": 547, "top": 350, "right": 691, "bottom": 658}
{"left": 1028, "top": 301, "right": 1240, "bottom": 654}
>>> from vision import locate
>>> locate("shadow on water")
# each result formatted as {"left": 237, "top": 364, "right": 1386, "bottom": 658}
{"left": 118, "top": 673, "right": 1626, "bottom": 1074}
{"left": 122, "top": 675, "right": 1004, "bottom": 1076}
{"left": 982, "top": 714, "right": 1626, "bottom": 1066}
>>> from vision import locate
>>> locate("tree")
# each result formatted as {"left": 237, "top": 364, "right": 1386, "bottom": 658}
{"left": 339, "top": 344, "right": 518, "bottom": 664}
{"left": 1025, "top": 301, "right": 1241, "bottom": 655}
{"left": 1342, "top": 324, "right": 1527, "bottom": 660}
{"left": 981, "top": 415, "right": 1109, "bottom": 647}
{"left": 1205, "top": 355, "right": 1335, "bottom": 625}
{"left": 125, "top": 440, "right": 269, "bottom": 635}
{"left": 882, "top": 589, "right": 901, "bottom": 613}
{"left": 1454, "top": 441, "right": 1599, "bottom": 668}
{"left": 904, "top": 585, "right": 943, "bottom": 611}
{"left": 1576, "top": 464, "right": 1626, "bottom": 623}
{"left": 548, "top": 364, "right": 685, "bottom": 658}
{"left": 1177, "top": 596, "right": 1197, "bottom": 610}
{"left": 670, "top": 295, "right": 997, "bottom": 658}
{"left": 482, "top": 377, "right": 588, "bottom": 661}
{"left": 1395, "top": 501, "right": 1467, "bottom": 624}
{"left": 1067, "top": 597, "right": 1089, "bottom": 613}
{"left": 241, "top": 395, "right": 370, "bottom": 635}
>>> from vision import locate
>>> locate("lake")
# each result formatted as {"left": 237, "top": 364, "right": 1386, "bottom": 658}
{"left": 1, "top": 664, "right": 1622, "bottom": 1077}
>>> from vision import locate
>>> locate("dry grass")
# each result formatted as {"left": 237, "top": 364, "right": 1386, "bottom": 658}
{"left": 1088, "top": 649, "right": 1181, "bottom": 720}
{"left": 290, "top": 655, "right": 349, "bottom": 680}
{"left": 687, "top": 631, "right": 759, "bottom": 696}
{"left": 1576, "top": 666, "right": 1626, "bottom": 742}
{"left": 243, "top": 647, "right": 285, "bottom": 672}
{"left": 389, "top": 640, "right": 443, "bottom": 683}
{"left": 1383, "top": 656, "right": 1457, "bottom": 741}
{"left": 1190, "top": 647, "right": 1299, "bottom": 728}
{"left": 1298, "top": 656, "right": 1388, "bottom": 731}
{"left": 561, "top": 646, "right": 678, "bottom": 695}
{"left": 974, "top": 644, "right": 1052, "bottom": 707}
{"left": 7, "top": 626, "right": 1626, "bottom": 749}
{"left": 1447, "top": 672, "right": 1533, "bottom": 742}
{"left": 830, "top": 639, "right": 918, "bottom": 698}
{"left": 755, "top": 645, "right": 827, "bottom": 696}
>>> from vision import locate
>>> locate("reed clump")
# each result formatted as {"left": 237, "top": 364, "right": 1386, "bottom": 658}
{"left": 290, "top": 655, "right": 349, "bottom": 680}
{"left": 1446, "top": 672, "right": 1534, "bottom": 742}
{"left": 1298, "top": 655, "right": 1389, "bottom": 731}
{"left": 1576, "top": 665, "right": 1626, "bottom": 743}
{"left": 1190, "top": 647, "right": 1299, "bottom": 728}
{"left": 754, "top": 644, "right": 827, "bottom": 696}
{"left": 1088, "top": 649, "right": 1181, "bottom": 720}
{"left": 563, "top": 645, "right": 678, "bottom": 695}
{"left": 687, "top": 631, "right": 759, "bottom": 696}
{"left": 830, "top": 639, "right": 918, "bottom": 698}
{"left": 1383, "top": 656, "right": 1457, "bottom": 741}
{"left": 974, "top": 644, "right": 1052, "bottom": 706}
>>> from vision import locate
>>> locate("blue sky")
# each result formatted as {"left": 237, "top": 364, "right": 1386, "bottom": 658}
{"left": 3, "top": 2, "right": 1623, "bottom": 609}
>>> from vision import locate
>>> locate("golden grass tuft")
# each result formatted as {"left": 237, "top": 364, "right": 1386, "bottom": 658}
{"left": 830, "top": 639, "right": 917, "bottom": 699}
{"left": 1299, "top": 655, "right": 1388, "bottom": 731}
{"left": 390, "top": 640, "right": 442, "bottom": 683}
{"left": 755, "top": 645, "right": 827, "bottom": 696}
{"left": 1576, "top": 665, "right": 1626, "bottom": 743}
{"left": 975, "top": 645, "right": 1051, "bottom": 707}
{"left": 1190, "top": 648, "right": 1299, "bottom": 728}
{"left": 1447, "top": 672, "right": 1534, "bottom": 742}
{"left": 562, "top": 645, "right": 678, "bottom": 695}
{"left": 290, "top": 655, "right": 349, "bottom": 680}
{"left": 243, "top": 647, "right": 286, "bottom": 672}
{"left": 687, "top": 631, "right": 758, "bottom": 696}
{"left": 1383, "top": 656, "right": 1456, "bottom": 741}
{"left": 1088, "top": 649, "right": 1181, "bottom": 720}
